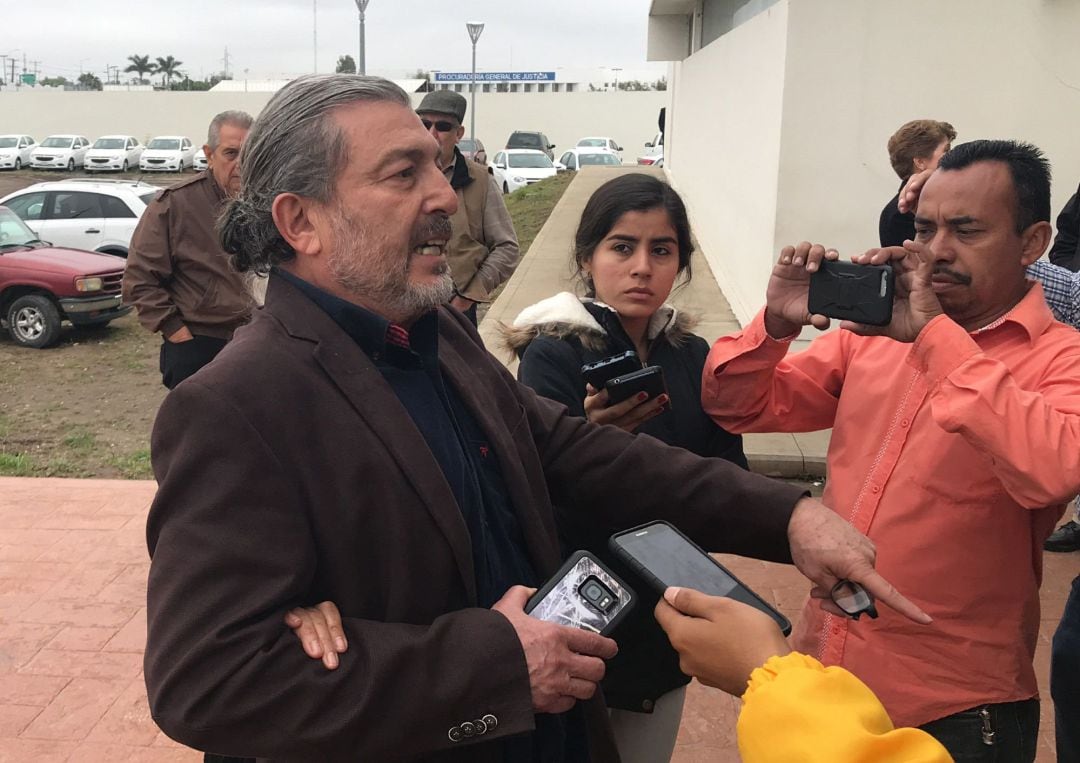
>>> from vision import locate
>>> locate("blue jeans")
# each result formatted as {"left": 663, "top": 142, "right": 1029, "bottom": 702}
{"left": 919, "top": 699, "right": 1039, "bottom": 762}
{"left": 1053, "top": 575, "right": 1080, "bottom": 763}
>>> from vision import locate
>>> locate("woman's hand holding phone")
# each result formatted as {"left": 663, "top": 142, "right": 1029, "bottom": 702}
{"left": 584, "top": 383, "right": 669, "bottom": 432}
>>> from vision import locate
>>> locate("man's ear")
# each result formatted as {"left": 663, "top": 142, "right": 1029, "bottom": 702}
{"left": 1019, "top": 220, "right": 1053, "bottom": 267}
{"left": 454, "top": 125, "right": 465, "bottom": 143}
{"left": 272, "top": 193, "right": 326, "bottom": 259}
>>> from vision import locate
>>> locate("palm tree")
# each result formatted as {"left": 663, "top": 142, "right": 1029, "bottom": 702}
{"left": 155, "top": 56, "right": 183, "bottom": 89}
{"left": 124, "top": 54, "right": 156, "bottom": 85}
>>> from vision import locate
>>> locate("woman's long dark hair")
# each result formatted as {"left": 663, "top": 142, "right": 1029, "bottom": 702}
{"left": 572, "top": 173, "right": 694, "bottom": 297}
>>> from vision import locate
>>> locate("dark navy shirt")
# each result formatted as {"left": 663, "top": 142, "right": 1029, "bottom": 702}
{"left": 274, "top": 269, "right": 586, "bottom": 762}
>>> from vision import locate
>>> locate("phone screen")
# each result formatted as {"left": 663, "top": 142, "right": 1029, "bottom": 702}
{"left": 613, "top": 523, "right": 790, "bottom": 633}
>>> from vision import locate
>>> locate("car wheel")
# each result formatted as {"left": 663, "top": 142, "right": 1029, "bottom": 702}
{"left": 14, "top": 158, "right": 21, "bottom": 170}
{"left": 7, "top": 294, "right": 62, "bottom": 349}
{"left": 503, "top": 181, "right": 509, "bottom": 194}
{"left": 67, "top": 159, "right": 74, "bottom": 171}
{"left": 122, "top": 160, "right": 129, "bottom": 172}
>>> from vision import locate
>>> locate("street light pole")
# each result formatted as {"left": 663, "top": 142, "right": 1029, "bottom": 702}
{"left": 355, "top": 0, "right": 370, "bottom": 75}
{"left": 466, "top": 21, "right": 485, "bottom": 144}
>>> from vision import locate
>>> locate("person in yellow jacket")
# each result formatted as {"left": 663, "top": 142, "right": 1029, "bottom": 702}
{"left": 654, "top": 586, "right": 953, "bottom": 763}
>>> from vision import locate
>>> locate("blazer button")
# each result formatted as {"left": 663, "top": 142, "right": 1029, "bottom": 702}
{"left": 472, "top": 718, "right": 488, "bottom": 735}
{"left": 460, "top": 721, "right": 477, "bottom": 738}
{"left": 482, "top": 714, "right": 498, "bottom": 730}
{"left": 448, "top": 726, "right": 463, "bottom": 742}
{"left": 641, "top": 699, "right": 654, "bottom": 712}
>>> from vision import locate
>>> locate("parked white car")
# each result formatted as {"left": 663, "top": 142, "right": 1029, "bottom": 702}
{"left": 193, "top": 145, "right": 208, "bottom": 171}
{"left": 576, "top": 136, "right": 623, "bottom": 155}
{"left": 0, "top": 179, "right": 161, "bottom": 257}
{"left": 84, "top": 135, "right": 144, "bottom": 172}
{"left": 636, "top": 131, "right": 664, "bottom": 167}
{"left": 29, "top": 135, "right": 90, "bottom": 171}
{"left": 0, "top": 135, "right": 37, "bottom": 170}
{"left": 490, "top": 149, "right": 559, "bottom": 194}
{"left": 140, "top": 136, "right": 195, "bottom": 172}
{"left": 559, "top": 148, "right": 623, "bottom": 171}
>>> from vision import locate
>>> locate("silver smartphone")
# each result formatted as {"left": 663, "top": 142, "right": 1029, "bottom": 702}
{"left": 525, "top": 551, "right": 636, "bottom": 636}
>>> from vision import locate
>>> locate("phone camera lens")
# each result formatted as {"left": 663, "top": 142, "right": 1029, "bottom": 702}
{"left": 579, "top": 577, "right": 617, "bottom": 613}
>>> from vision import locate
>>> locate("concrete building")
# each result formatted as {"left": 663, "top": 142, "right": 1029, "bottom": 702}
{"left": 648, "top": 0, "right": 1080, "bottom": 326}
{"left": 428, "top": 67, "right": 664, "bottom": 95}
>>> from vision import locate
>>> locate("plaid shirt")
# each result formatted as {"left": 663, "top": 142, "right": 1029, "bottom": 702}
{"left": 1028, "top": 260, "right": 1080, "bottom": 329}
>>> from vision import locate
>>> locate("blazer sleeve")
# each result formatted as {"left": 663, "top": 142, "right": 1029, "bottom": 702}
{"left": 512, "top": 369, "right": 807, "bottom": 564}
{"left": 144, "top": 380, "right": 535, "bottom": 760}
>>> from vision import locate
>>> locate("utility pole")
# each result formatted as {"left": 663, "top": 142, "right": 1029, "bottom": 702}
{"left": 0, "top": 55, "right": 8, "bottom": 86}
{"left": 355, "top": 0, "right": 370, "bottom": 76}
{"left": 222, "top": 47, "right": 231, "bottom": 79}
{"left": 466, "top": 22, "right": 485, "bottom": 144}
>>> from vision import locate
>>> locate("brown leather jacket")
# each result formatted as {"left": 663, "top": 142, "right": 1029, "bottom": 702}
{"left": 122, "top": 171, "right": 253, "bottom": 340}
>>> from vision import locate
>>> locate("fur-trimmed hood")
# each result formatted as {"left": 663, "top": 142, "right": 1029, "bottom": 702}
{"left": 499, "top": 291, "right": 697, "bottom": 355}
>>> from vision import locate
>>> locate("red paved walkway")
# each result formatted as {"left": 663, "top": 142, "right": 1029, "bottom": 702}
{"left": 0, "top": 477, "right": 1074, "bottom": 761}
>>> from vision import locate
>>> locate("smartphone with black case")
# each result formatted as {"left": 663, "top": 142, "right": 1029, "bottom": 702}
{"left": 525, "top": 550, "right": 636, "bottom": 636}
{"left": 605, "top": 366, "right": 668, "bottom": 406}
{"left": 581, "top": 350, "right": 641, "bottom": 390}
{"left": 609, "top": 521, "right": 791, "bottom": 635}
{"left": 807, "top": 260, "right": 895, "bottom": 327}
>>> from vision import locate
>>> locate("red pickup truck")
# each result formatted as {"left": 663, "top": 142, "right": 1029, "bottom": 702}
{"left": 0, "top": 206, "right": 131, "bottom": 348}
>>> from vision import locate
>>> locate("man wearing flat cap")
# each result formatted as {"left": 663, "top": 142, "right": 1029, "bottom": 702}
{"left": 417, "top": 90, "right": 520, "bottom": 324}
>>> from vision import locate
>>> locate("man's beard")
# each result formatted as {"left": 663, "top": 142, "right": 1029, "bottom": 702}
{"left": 326, "top": 204, "right": 455, "bottom": 323}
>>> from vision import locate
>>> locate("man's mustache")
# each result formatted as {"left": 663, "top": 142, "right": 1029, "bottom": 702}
{"left": 410, "top": 216, "right": 452, "bottom": 248}
{"left": 932, "top": 266, "right": 971, "bottom": 285}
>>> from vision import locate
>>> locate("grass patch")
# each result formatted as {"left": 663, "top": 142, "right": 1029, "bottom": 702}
{"left": 62, "top": 429, "right": 96, "bottom": 452}
{"left": 109, "top": 449, "right": 153, "bottom": 480}
{"left": 0, "top": 452, "right": 33, "bottom": 476}
{"left": 504, "top": 171, "right": 574, "bottom": 256}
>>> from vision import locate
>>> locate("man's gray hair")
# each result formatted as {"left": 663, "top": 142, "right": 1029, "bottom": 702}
{"left": 219, "top": 74, "right": 411, "bottom": 275}
{"left": 207, "top": 110, "right": 254, "bottom": 151}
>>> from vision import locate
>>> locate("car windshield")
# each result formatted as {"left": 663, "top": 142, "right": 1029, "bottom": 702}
{"left": 0, "top": 138, "right": 18, "bottom": 148}
{"left": 94, "top": 138, "right": 127, "bottom": 149}
{"left": 510, "top": 133, "right": 543, "bottom": 148}
{"left": 509, "top": 154, "right": 553, "bottom": 169}
{"left": 579, "top": 153, "right": 621, "bottom": 166}
{"left": 148, "top": 139, "right": 181, "bottom": 150}
{"left": 41, "top": 137, "right": 74, "bottom": 148}
{"left": 577, "top": 139, "right": 606, "bottom": 147}
{"left": 0, "top": 207, "right": 41, "bottom": 247}
{"left": 459, "top": 139, "right": 478, "bottom": 152}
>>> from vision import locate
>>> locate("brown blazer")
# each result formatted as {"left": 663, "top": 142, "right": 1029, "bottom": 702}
{"left": 144, "top": 274, "right": 804, "bottom": 762}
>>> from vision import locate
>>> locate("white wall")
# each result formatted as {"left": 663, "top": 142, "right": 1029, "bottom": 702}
{"left": 665, "top": 2, "right": 789, "bottom": 322}
{"left": 665, "top": 0, "right": 1080, "bottom": 325}
{"left": 0, "top": 89, "right": 668, "bottom": 165}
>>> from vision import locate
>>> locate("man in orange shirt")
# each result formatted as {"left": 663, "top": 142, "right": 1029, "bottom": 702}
{"left": 702, "top": 140, "right": 1080, "bottom": 762}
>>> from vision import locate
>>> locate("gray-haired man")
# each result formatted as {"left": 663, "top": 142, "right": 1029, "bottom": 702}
{"left": 416, "top": 90, "right": 520, "bottom": 324}
{"left": 123, "top": 109, "right": 256, "bottom": 388}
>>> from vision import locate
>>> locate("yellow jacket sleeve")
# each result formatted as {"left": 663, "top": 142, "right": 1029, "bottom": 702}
{"left": 737, "top": 653, "right": 953, "bottom": 763}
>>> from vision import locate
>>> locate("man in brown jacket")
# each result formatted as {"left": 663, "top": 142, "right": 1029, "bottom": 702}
{"left": 144, "top": 75, "right": 926, "bottom": 762}
{"left": 122, "top": 109, "right": 255, "bottom": 388}
{"left": 417, "top": 90, "right": 520, "bottom": 324}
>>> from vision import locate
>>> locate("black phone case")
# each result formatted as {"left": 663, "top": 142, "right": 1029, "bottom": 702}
{"left": 525, "top": 550, "right": 636, "bottom": 636}
{"left": 581, "top": 350, "right": 641, "bottom": 390}
{"left": 608, "top": 521, "right": 792, "bottom": 635}
{"left": 605, "top": 366, "right": 667, "bottom": 405}
{"left": 808, "top": 261, "right": 895, "bottom": 326}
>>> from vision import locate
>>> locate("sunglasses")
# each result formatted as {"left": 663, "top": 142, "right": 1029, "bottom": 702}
{"left": 830, "top": 579, "right": 878, "bottom": 620}
{"left": 421, "top": 119, "right": 457, "bottom": 133}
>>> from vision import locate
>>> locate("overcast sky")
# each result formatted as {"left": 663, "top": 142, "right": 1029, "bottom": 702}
{"left": 3, "top": 0, "right": 665, "bottom": 82}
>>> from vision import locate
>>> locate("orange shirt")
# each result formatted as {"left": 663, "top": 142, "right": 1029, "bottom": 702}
{"left": 703, "top": 282, "right": 1080, "bottom": 727}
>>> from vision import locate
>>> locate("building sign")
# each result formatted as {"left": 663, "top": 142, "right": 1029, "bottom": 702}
{"left": 20, "top": 73, "right": 36, "bottom": 86}
{"left": 434, "top": 71, "right": 556, "bottom": 83}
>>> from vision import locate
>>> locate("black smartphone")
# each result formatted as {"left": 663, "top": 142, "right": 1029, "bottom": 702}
{"left": 807, "top": 260, "right": 894, "bottom": 326}
{"left": 525, "top": 550, "right": 636, "bottom": 636}
{"left": 609, "top": 521, "right": 791, "bottom": 635}
{"left": 581, "top": 350, "right": 641, "bottom": 390}
{"left": 605, "top": 366, "right": 667, "bottom": 405}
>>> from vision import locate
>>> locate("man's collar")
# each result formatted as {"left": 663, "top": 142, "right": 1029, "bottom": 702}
{"left": 974, "top": 280, "right": 1052, "bottom": 343}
